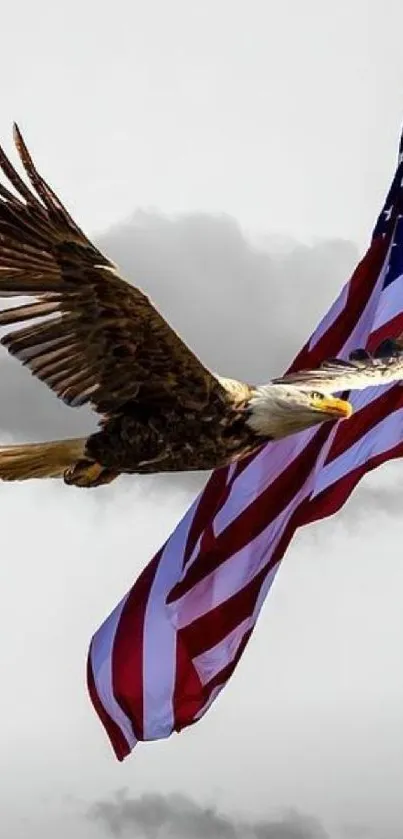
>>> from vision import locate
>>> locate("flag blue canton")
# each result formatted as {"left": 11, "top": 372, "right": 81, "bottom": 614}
{"left": 382, "top": 214, "right": 403, "bottom": 289}
{"left": 372, "top": 128, "right": 403, "bottom": 243}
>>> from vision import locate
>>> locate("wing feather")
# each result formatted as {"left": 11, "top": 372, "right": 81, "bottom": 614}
{"left": 272, "top": 346, "right": 403, "bottom": 393}
{"left": 0, "top": 124, "right": 228, "bottom": 416}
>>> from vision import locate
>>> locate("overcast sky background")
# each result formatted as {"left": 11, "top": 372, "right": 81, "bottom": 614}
{"left": 0, "top": 2, "right": 403, "bottom": 838}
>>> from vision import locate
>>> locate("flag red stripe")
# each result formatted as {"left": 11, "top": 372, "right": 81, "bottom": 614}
{"left": 301, "top": 440, "right": 403, "bottom": 527}
{"left": 175, "top": 627, "right": 254, "bottom": 731}
{"left": 111, "top": 552, "right": 161, "bottom": 741}
{"left": 182, "top": 467, "right": 229, "bottom": 569}
{"left": 367, "top": 312, "right": 403, "bottom": 352}
{"left": 325, "top": 386, "right": 403, "bottom": 464}
{"left": 172, "top": 632, "right": 205, "bottom": 732}
{"left": 173, "top": 504, "right": 308, "bottom": 723}
{"left": 178, "top": 563, "right": 270, "bottom": 658}
{"left": 86, "top": 648, "right": 131, "bottom": 762}
{"left": 289, "top": 236, "right": 390, "bottom": 371}
{"left": 167, "top": 424, "right": 333, "bottom": 603}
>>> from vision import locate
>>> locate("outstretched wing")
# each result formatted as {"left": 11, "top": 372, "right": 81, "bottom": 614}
{"left": 0, "top": 124, "right": 227, "bottom": 416}
{"left": 272, "top": 342, "right": 403, "bottom": 394}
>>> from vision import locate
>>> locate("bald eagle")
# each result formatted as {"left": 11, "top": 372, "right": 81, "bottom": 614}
{"left": 0, "top": 125, "right": 402, "bottom": 488}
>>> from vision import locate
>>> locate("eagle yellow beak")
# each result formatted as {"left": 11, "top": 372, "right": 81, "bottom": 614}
{"left": 311, "top": 395, "right": 353, "bottom": 419}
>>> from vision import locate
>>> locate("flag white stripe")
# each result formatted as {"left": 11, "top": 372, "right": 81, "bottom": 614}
{"left": 213, "top": 430, "right": 314, "bottom": 538}
{"left": 142, "top": 504, "right": 196, "bottom": 739}
{"left": 308, "top": 283, "right": 349, "bottom": 349}
{"left": 192, "top": 563, "right": 279, "bottom": 686}
{"left": 337, "top": 245, "right": 392, "bottom": 357}
{"left": 90, "top": 593, "right": 137, "bottom": 749}
{"left": 371, "top": 272, "right": 403, "bottom": 331}
{"left": 193, "top": 683, "right": 225, "bottom": 721}
{"left": 193, "top": 616, "right": 252, "bottom": 685}
{"left": 311, "top": 407, "right": 403, "bottom": 498}
{"left": 170, "top": 488, "right": 310, "bottom": 629}
{"left": 349, "top": 382, "right": 395, "bottom": 412}
{"left": 171, "top": 425, "right": 340, "bottom": 628}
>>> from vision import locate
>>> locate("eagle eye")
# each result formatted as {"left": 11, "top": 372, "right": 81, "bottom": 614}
{"left": 310, "top": 391, "right": 324, "bottom": 400}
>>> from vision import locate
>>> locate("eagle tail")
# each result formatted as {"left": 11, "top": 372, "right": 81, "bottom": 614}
{"left": 0, "top": 437, "right": 90, "bottom": 482}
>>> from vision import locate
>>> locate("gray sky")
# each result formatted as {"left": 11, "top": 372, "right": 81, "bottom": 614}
{"left": 1, "top": 0, "right": 402, "bottom": 249}
{"left": 88, "top": 790, "right": 329, "bottom": 838}
{"left": 0, "top": 2, "right": 403, "bottom": 838}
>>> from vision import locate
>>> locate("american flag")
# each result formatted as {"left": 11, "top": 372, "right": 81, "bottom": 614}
{"left": 88, "top": 129, "right": 403, "bottom": 761}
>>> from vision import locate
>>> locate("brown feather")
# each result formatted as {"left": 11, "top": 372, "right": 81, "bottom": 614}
{"left": 0, "top": 438, "right": 86, "bottom": 480}
{"left": 0, "top": 124, "right": 229, "bottom": 419}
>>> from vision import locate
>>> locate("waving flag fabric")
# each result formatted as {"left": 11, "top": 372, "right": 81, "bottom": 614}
{"left": 88, "top": 129, "right": 403, "bottom": 761}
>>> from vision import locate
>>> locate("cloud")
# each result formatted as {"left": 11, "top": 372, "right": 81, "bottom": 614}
{"left": 88, "top": 790, "right": 328, "bottom": 839}
{"left": 0, "top": 209, "right": 358, "bottom": 441}
{"left": 337, "top": 482, "right": 403, "bottom": 521}
{"left": 99, "top": 211, "right": 358, "bottom": 382}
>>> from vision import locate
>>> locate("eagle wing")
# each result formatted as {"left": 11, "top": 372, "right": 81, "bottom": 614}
{"left": 272, "top": 343, "right": 403, "bottom": 394}
{"left": 0, "top": 124, "right": 229, "bottom": 416}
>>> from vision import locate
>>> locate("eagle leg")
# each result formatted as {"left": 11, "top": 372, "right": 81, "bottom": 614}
{"left": 63, "top": 460, "right": 119, "bottom": 488}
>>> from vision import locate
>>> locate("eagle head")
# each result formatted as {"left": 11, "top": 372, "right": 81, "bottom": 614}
{"left": 246, "top": 384, "right": 353, "bottom": 440}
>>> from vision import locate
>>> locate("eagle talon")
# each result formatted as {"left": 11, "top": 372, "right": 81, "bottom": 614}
{"left": 63, "top": 460, "right": 108, "bottom": 488}
{"left": 63, "top": 468, "right": 74, "bottom": 484}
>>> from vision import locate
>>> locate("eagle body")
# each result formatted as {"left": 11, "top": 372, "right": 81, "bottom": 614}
{"left": 0, "top": 125, "right": 403, "bottom": 488}
{"left": 83, "top": 395, "right": 262, "bottom": 479}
